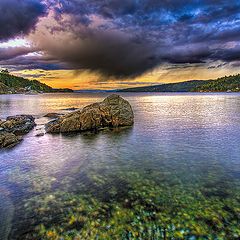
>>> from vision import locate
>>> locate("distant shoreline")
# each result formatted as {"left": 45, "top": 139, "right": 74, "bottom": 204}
{"left": 117, "top": 74, "right": 240, "bottom": 93}
{"left": 1, "top": 72, "right": 240, "bottom": 94}
{"left": 1, "top": 91, "right": 240, "bottom": 96}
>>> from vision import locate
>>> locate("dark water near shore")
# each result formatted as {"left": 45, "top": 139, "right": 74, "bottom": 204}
{"left": 0, "top": 93, "right": 240, "bottom": 239}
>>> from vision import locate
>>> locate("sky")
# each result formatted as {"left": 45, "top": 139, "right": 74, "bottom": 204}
{"left": 0, "top": 0, "right": 240, "bottom": 90}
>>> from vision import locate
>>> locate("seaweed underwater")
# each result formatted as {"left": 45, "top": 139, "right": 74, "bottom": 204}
{"left": 6, "top": 130, "right": 240, "bottom": 239}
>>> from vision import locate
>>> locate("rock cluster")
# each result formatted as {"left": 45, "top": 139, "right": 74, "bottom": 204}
{"left": 1, "top": 115, "right": 35, "bottom": 134}
{"left": 0, "top": 115, "right": 35, "bottom": 148}
{"left": 0, "top": 95, "right": 133, "bottom": 147}
{"left": 46, "top": 94, "right": 134, "bottom": 133}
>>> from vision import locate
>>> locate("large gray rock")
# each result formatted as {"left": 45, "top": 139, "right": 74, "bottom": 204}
{"left": 46, "top": 94, "right": 134, "bottom": 133}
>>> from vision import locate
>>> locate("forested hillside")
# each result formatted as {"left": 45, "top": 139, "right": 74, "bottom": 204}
{"left": 193, "top": 74, "right": 240, "bottom": 92}
{"left": 0, "top": 71, "right": 53, "bottom": 93}
{"left": 0, "top": 70, "right": 74, "bottom": 94}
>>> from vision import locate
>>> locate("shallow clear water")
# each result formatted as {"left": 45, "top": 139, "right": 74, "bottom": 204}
{"left": 0, "top": 93, "right": 240, "bottom": 239}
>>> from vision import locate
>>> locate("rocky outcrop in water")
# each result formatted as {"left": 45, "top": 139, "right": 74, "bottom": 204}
{"left": 45, "top": 94, "right": 134, "bottom": 133}
{"left": 1, "top": 115, "right": 35, "bottom": 135}
{"left": 0, "top": 115, "right": 35, "bottom": 148}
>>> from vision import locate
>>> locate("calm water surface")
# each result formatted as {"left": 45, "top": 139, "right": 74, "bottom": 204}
{"left": 0, "top": 93, "right": 240, "bottom": 239}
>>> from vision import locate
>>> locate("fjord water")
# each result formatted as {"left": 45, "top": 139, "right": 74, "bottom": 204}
{"left": 0, "top": 93, "right": 240, "bottom": 239}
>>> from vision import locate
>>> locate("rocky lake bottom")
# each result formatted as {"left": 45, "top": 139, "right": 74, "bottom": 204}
{"left": 0, "top": 92, "right": 240, "bottom": 239}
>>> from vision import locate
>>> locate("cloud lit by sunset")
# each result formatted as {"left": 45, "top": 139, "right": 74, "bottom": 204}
{"left": 0, "top": 0, "right": 240, "bottom": 89}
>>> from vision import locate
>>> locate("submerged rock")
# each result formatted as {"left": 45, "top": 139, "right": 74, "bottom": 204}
{"left": 46, "top": 94, "right": 134, "bottom": 133}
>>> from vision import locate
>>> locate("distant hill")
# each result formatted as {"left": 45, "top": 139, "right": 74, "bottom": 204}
{"left": 118, "top": 80, "right": 208, "bottom": 92}
{"left": 0, "top": 72, "right": 73, "bottom": 94}
{"left": 118, "top": 74, "right": 240, "bottom": 92}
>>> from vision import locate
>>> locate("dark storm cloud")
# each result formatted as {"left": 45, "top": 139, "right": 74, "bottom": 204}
{"left": 0, "top": 0, "right": 46, "bottom": 41}
{"left": 33, "top": 0, "right": 239, "bottom": 77}
{"left": 35, "top": 29, "right": 159, "bottom": 78}
{"left": 212, "top": 45, "right": 240, "bottom": 62}
{"left": 1, "top": 0, "right": 240, "bottom": 77}
{"left": 0, "top": 54, "right": 71, "bottom": 71}
{"left": 0, "top": 47, "right": 35, "bottom": 61}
